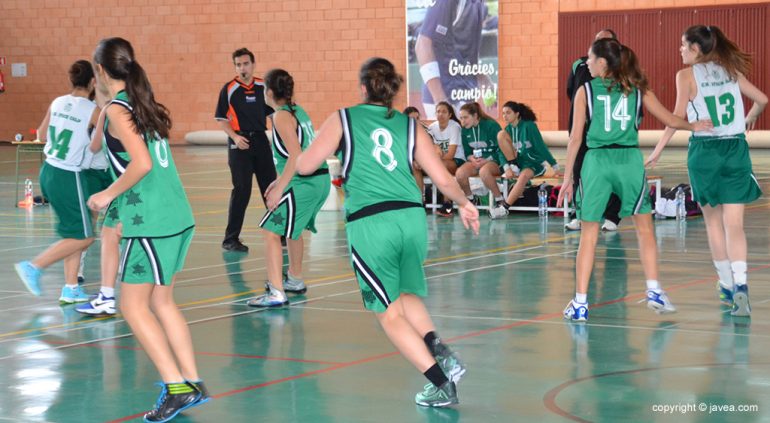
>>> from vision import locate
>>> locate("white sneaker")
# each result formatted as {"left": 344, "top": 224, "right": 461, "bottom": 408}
{"left": 601, "top": 219, "right": 618, "bottom": 231}
{"left": 489, "top": 203, "right": 509, "bottom": 219}
{"left": 564, "top": 218, "right": 581, "bottom": 231}
{"left": 646, "top": 289, "right": 676, "bottom": 314}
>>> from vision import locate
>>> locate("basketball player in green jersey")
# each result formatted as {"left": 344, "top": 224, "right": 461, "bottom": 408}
{"left": 15, "top": 60, "right": 99, "bottom": 303}
{"left": 297, "top": 58, "right": 479, "bottom": 407}
{"left": 557, "top": 38, "right": 712, "bottom": 322}
{"left": 647, "top": 25, "right": 767, "bottom": 316}
{"left": 87, "top": 37, "right": 208, "bottom": 422}
{"left": 248, "top": 69, "right": 329, "bottom": 307}
{"left": 490, "top": 101, "right": 559, "bottom": 219}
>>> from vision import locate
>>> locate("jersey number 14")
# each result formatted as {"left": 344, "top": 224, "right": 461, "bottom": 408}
{"left": 597, "top": 95, "right": 631, "bottom": 132}
{"left": 47, "top": 125, "right": 73, "bottom": 160}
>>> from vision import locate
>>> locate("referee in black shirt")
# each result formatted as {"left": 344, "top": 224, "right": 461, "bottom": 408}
{"left": 215, "top": 48, "right": 277, "bottom": 252}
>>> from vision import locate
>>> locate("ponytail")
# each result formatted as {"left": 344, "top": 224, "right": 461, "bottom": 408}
{"left": 125, "top": 60, "right": 172, "bottom": 139}
{"left": 592, "top": 38, "right": 649, "bottom": 95}
{"left": 684, "top": 25, "right": 751, "bottom": 80}
{"left": 264, "top": 68, "right": 297, "bottom": 116}
{"left": 94, "top": 37, "right": 171, "bottom": 140}
{"left": 359, "top": 57, "right": 403, "bottom": 118}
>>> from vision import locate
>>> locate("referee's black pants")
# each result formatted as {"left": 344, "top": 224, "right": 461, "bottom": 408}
{"left": 224, "top": 131, "right": 277, "bottom": 244}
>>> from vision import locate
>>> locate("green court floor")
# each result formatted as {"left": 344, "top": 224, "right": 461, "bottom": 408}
{"left": 0, "top": 144, "right": 768, "bottom": 422}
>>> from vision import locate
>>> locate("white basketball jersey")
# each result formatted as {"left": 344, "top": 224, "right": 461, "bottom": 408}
{"left": 687, "top": 62, "right": 745, "bottom": 137}
{"left": 44, "top": 94, "right": 97, "bottom": 171}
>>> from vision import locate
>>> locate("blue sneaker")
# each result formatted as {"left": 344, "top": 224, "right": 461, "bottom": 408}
{"left": 717, "top": 281, "right": 734, "bottom": 306}
{"left": 59, "top": 285, "right": 90, "bottom": 304}
{"left": 246, "top": 283, "right": 289, "bottom": 308}
{"left": 731, "top": 284, "right": 751, "bottom": 317}
{"left": 76, "top": 292, "right": 116, "bottom": 315}
{"left": 563, "top": 299, "right": 588, "bottom": 322}
{"left": 646, "top": 289, "right": 676, "bottom": 314}
{"left": 15, "top": 261, "right": 42, "bottom": 296}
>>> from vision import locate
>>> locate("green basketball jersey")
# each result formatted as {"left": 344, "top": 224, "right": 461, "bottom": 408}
{"left": 271, "top": 104, "right": 327, "bottom": 176}
{"left": 103, "top": 91, "right": 194, "bottom": 238}
{"left": 460, "top": 118, "right": 502, "bottom": 161}
{"left": 505, "top": 120, "right": 556, "bottom": 166}
{"left": 585, "top": 78, "right": 642, "bottom": 148}
{"left": 337, "top": 104, "right": 421, "bottom": 218}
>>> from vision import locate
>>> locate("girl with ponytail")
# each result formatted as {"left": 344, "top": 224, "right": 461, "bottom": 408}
{"left": 296, "top": 57, "right": 479, "bottom": 407}
{"left": 247, "top": 69, "right": 330, "bottom": 308}
{"left": 646, "top": 25, "right": 767, "bottom": 317}
{"left": 89, "top": 37, "right": 208, "bottom": 421}
{"left": 557, "top": 38, "right": 713, "bottom": 322}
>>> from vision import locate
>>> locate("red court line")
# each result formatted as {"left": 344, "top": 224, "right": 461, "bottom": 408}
{"left": 542, "top": 363, "right": 770, "bottom": 422}
{"left": 45, "top": 340, "right": 340, "bottom": 365}
{"left": 105, "top": 263, "right": 770, "bottom": 422}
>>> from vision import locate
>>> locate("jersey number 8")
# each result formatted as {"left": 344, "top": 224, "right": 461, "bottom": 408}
{"left": 370, "top": 128, "right": 398, "bottom": 171}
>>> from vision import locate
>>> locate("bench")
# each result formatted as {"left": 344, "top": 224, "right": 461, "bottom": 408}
{"left": 423, "top": 175, "right": 662, "bottom": 226}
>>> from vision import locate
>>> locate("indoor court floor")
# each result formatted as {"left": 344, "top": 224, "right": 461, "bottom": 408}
{"left": 0, "top": 144, "right": 768, "bottom": 423}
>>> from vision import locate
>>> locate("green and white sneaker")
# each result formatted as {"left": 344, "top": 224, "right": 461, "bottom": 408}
{"left": 428, "top": 339, "right": 466, "bottom": 383}
{"left": 415, "top": 381, "right": 458, "bottom": 408}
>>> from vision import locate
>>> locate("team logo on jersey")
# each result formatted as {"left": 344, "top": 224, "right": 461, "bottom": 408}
{"left": 436, "top": 24, "right": 448, "bottom": 35}
{"left": 155, "top": 139, "right": 170, "bottom": 168}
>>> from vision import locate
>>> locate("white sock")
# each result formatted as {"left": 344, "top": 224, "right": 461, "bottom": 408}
{"left": 467, "top": 195, "right": 474, "bottom": 201}
{"left": 575, "top": 293, "right": 587, "bottom": 304}
{"left": 100, "top": 286, "right": 115, "bottom": 298}
{"left": 494, "top": 195, "right": 503, "bottom": 202}
{"left": 714, "top": 260, "right": 733, "bottom": 288}
{"left": 731, "top": 261, "right": 747, "bottom": 286}
{"left": 65, "top": 283, "right": 78, "bottom": 289}
{"left": 646, "top": 279, "right": 660, "bottom": 290}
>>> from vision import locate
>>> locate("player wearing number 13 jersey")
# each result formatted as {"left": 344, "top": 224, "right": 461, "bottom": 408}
{"left": 296, "top": 58, "right": 480, "bottom": 407}
{"left": 647, "top": 25, "right": 767, "bottom": 317}
{"left": 558, "top": 38, "right": 712, "bottom": 323}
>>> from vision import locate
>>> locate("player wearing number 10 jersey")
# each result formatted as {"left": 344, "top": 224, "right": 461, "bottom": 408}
{"left": 15, "top": 60, "right": 100, "bottom": 303}
{"left": 647, "top": 25, "right": 767, "bottom": 317}
{"left": 557, "top": 38, "right": 712, "bottom": 323}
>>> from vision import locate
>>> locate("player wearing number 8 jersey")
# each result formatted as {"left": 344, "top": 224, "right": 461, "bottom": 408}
{"left": 297, "top": 58, "right": 479, "bottom": 407}
{"left": 15, "top": 60, "right": 99, "bottom": 303}
{"left": 557, "top": 38, "right": 713, "bottom": 322}
{"left": 647, "top": 25, "right": 767, "bottom": 317}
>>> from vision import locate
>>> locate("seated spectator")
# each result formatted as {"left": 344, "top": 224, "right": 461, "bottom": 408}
{"left": 455, "top": 102, "right": 504, "bottom": 213}
{"left": 491, "top": 101, "right": 558, "bottom": 219}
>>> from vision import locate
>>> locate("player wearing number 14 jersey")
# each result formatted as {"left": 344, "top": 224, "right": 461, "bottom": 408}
{"left": 15, "top": 60, "right": 99, "bottom": 303}
{"left": 557, "top": 38, "right": 712, "bottom": 323}
{"left": 647, "top": 25, "right": 767, "bottom": 317}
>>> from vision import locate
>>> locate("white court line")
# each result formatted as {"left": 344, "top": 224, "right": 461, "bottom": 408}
{"left": 0, "top": 244, "right": 51, "bottom": 253}
{"left": 0, "top": 245, "right": 560, "bottom": 347}
{"left": 294, "top": 306, "right": 770, "bottom": 340}
{"left": 0, "top": 288, "right": 362, "bottom": 361}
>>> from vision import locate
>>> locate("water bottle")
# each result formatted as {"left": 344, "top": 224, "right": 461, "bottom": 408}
{"left": 24, "top": 178, "right": 34, "bottom": 207}
{"left": 538, "top": 183, "right": 548, "bottom": 218}
{"left": 675, "top": 186, "right": 686, "bottom": 221}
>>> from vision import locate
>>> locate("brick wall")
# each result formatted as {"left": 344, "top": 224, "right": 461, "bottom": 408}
{"left": 0, "top": 0, "right": 765, "bottom": 142}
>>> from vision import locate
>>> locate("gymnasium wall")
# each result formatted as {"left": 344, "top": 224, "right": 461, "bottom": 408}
{"left": 0, "top": 0, "right": 767, "bottom": 143}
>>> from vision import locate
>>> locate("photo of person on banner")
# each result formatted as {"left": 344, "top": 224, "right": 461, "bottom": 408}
{"left": 409, "top": 0, "right": 499, "bottom": 119}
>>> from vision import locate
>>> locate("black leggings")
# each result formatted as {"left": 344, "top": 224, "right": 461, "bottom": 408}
{"left": 224, "top": 132, "right": 277, "bottom": 243}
